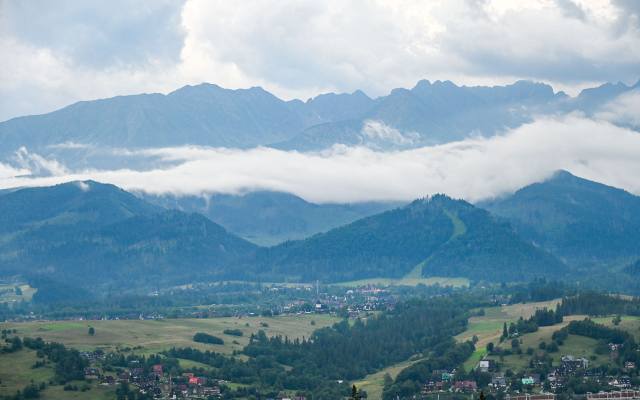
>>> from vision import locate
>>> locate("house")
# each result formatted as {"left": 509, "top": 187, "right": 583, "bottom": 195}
{"left": 479, "top": 360, "right": 492, "bottom": 372}
{"left": 491, "top": 375, "right": 507, "bottom": 389}
{"left": 506, "top": 395, "right": 555, "bottom": 400}
{"left": 625, "top": 361, "right": 636, "bottom": 370}
{"left": 84, "top": 367, "right": 100, "bottom": 380}
{"left": 152, "top": 364, "right": 163, "bottom": 376}
{"left": 441, "top": 372, "right": 454, "bottom": 382}
{"left": 522, "top": 377, "right": 535, "bottom": 386}
{"left": 609, "top": 375, "right": 632, "bottom": 389}
{"left": 560, "top": 355, "right": 589, "bottom": 372}
{"left": 453, "top": 381, "right": 477, "bottom": 392}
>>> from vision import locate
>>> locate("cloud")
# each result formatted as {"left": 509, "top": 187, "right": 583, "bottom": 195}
{"left": 1, "top": 0, "right": 639, "bottom": 121}
{"left": 12, "top": 147, "right": 69, "bottom": 177}
{"left": 0, "top": 115, "right": 639, "bottom": 203}
{"left": 360, "top": 120, "right": 419, "bottom": 148}
{"left": 596, "top": 89, "right": 640, "bottom": 127}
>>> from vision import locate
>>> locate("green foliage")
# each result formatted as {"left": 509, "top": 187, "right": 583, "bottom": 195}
{"left": 193, "top": 332, "right": 224, "bottom": 345}
{"left": 257, "top": 195, "right": 565, "bottom": 282}
{"left": 557, "top": 292, "right": 640, "bottom": 317}
{"left": 484, "top": 170, "right": 640, "bottom": 264}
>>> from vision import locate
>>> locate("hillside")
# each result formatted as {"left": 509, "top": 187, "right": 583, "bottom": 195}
{"left": 274, "top": 80, "right": 567, "bottom": 150}
{"left": 482, "top": 171, "right": 640, "bottom": 265}
{"left": 0, "top": 182, "right": 257, "bottom": 290}
{"left": 255, "top": 195, "right": 566, "bottom": 282}
{"left": 144, "top": 191, "right": 399, "bottom": 245}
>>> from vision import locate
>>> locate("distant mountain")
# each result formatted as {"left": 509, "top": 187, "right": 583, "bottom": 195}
{"left": 1, "top": 79, "right": 636, "bottom": 162}
{"left": 0, "top": 84, "right": 316, "bottom": 157}
{"left": 143, "top": 191, "right": 399, "bottom": 245}
{"left": 254, "top": 195, "right": 565, "bottom": 282}
{"left": 482, "top": 171, "right": 640, "bottom": 265}
{"left": 0, "top": 181, "right": 160, "bottom": 233}
{"left": 0, "top": 181, "right": 257, "bottom": 289}
{"left": 274, "top": 80, "right": 567, "bottom": 150}
{"left": 570, "top": 80, "right": 640, "bottom": 114}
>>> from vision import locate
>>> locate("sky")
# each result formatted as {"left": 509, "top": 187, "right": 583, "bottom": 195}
{"left": 0, "top": 0, "right": 639, "bottom": 203}
{"left": 1, "top": 0, "right": 640, "bottom": 122}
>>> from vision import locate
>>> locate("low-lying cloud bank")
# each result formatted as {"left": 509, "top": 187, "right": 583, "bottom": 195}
{"left": 0, "top": 114, "right": 639, "bottom": 203}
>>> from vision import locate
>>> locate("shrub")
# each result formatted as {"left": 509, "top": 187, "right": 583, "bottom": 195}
{"left": 193, "top": 333, "right": 224, "bottom": 345}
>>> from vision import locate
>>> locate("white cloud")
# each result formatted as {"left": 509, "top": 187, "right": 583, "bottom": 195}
{"left": 596, "top": 89, "right": 640, "bottom": 127}
{"left": 1, "top": 0, "right": 639, "bottom": 121}
{"left": 0, "top": 115, "right": 639, "bottom": 203}
{"left": 360, "top": 120, "right": 419, "bottom": 148}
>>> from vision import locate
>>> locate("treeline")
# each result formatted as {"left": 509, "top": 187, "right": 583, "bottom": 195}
{"left": 562, "top": 319, "right": 631, "bottom": 345}
{"left": 499, "top": 308, "right": 563, "bottom": 340}
{"left": 557, "top": 292, "right": 640, "bottom": 317}
{"left": 554, "top": 319, "right": 640, "bottom": 365}
{"left": 508, "top": 279, "right": 576, "bottom": 304}
{"left": 245, "top": 297, "right": 470, "bottom": 381}
{"left": 21, "top": 337, "right": 87, "bottom": 383}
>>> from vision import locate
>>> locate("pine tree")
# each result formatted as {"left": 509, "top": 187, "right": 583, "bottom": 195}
{"left": 351, "top": 384, "right": 359, "bottom": 400}
{"left": 501, "top": 322, "right": 508, "bottom": 341}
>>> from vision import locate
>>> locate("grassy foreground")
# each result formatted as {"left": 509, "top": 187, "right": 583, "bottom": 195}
{"left": 1, "top": 314, "right": 339, "bottom": 355}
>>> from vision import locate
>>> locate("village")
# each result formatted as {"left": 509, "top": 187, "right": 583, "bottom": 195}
{"left": 419, "top": 353, "right": 640, "bottom": 400}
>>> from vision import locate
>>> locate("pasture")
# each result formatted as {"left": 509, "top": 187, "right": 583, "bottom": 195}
{"left": 1, "top": 314, "right": 339, "bottom": 355}
{"left": 0, "top": 348, "right": 114, "bottom": 399}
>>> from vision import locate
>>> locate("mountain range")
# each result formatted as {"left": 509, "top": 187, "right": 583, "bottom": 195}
{"left": 1, "top": 170, "right": 640, "bottom": 296}
{"left": 0, "top": 79, "right": 637, "bottom": 166}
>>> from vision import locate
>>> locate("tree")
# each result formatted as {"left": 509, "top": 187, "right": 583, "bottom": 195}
{"left": 486, "top": 342, "right": 494, "bottom": 352}
{"left": 613, "top": 315, "right": 622, "bottom": 326}
{"left": 383, "top": 373, "right": 393, "bottom": 388}
{"left": 88, "top": 326, "right": 95, "bottom": 336}
{"left": 351, "top": 384, "right": 360, "bottom": 400}
{"left": 502, "top": 322, "right": 508, "bottom": 341}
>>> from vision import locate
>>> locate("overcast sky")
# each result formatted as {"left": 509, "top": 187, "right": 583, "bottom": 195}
{"left": 1, "top": 0, "right": 639, "bottom": 122}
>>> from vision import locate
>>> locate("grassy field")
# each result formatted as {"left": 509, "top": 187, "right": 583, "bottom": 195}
{"left": 454, "top": 299, "right": 563, "bottom": 370}
{"left": 592, "top": 315, "right": 640, "bottom": 339}
{"left": 0, "top": 283, "right": 36, "bottom": 303}
{"left": 484, "top": 320, "right": 609, "bottom": 371}
{"left": 0, "top": 348, "right": 114, "bottom": 399}
{"left": 1, "top": 314, "right": 339, "bottom": 355}
{"left": 336, "top": 275, "right": 469, "bottom": 288}
{"left": 353, "top": 357, "right": 423, "bottom": 400}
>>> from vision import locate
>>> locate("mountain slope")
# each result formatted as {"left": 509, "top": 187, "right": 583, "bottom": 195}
{"left": 255, "top": 195, "right": 565, "bottom": 282}
{"left": 3, "top": 79, "right": 634, "bottom": 160}
{"left": 275, "top": 80, "right": 567, "bottom": 150}
{"left": 0, "top": 181, "right": 160, "bottom": 233}
{"left": 482, "top": 171, "right": 640, "bottom": 264}
{"left": 0, "top": 181, "right": 257, "bottom": 289}
{"left": 0, "top": 84, "right": 314, "bottom": 156}
{"left": 144, "top": 191, "right": 399, "bottom": 245}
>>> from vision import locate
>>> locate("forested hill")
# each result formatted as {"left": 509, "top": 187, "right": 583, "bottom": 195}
{"left": 0, "top": 182, "right": 567, "bottom": 291}
{"left": 482, "top": 170, "right": 640, "bottom": 265}
{"left": 0, "top": 181, "right": 258, "bottom": 290}
{"left": 254, "top": 194, "right": 566, "bottom": 282}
